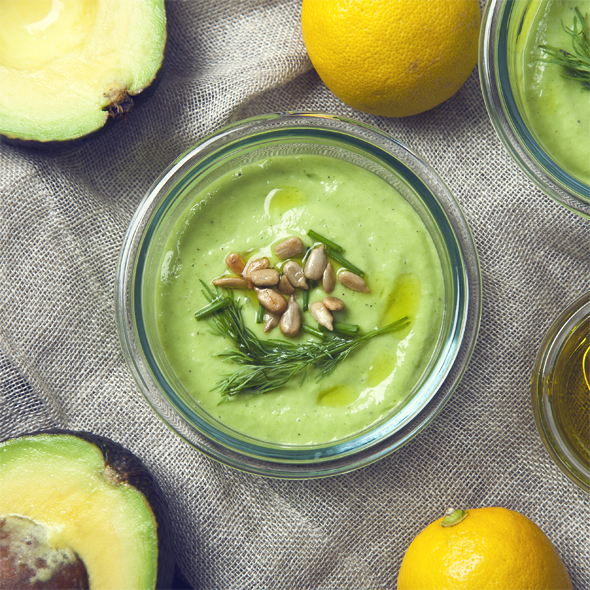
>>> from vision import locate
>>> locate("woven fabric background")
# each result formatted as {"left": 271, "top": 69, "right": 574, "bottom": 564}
{"left": 1, "top": 1, "right": 589, "bottom": 588}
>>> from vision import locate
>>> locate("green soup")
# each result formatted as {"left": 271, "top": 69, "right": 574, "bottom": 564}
{"left": 155, "top": 155, "right": 445, "bottom": 445}
{"left": 514, "top": 0, "right": 590, "bottom": 185}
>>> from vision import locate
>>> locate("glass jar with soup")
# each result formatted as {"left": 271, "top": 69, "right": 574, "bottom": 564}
{"left": 115, "top": 113, "right": 481, "bottom": 478}
{"left": 480, "top": 0, "right": 590, "bottom": 217}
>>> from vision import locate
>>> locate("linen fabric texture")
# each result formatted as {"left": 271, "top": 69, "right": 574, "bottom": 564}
{"left": 1, "top": 1, "right": 589, "bottom": 588}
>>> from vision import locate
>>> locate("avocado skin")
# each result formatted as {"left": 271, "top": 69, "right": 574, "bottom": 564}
{"left": 1, "top": 429, "right": 175, "bottom": 590}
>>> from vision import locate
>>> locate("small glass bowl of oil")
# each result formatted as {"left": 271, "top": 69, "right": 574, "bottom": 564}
{"left": 532, "top": 293, "right": 590, "bottom": 492}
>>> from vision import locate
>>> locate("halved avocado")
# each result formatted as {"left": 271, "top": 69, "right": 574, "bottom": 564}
{"left": 0, "top": 430, "right": 174, "bottom": 589}
{"left": 0, "top": 0, "right": 166, "bottom": 145}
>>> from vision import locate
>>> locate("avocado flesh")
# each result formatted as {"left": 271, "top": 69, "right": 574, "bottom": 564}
{"left": 0, "top": 0, "right": 166, "bottom": 142}
{"left": 0, "top": 433, "right": 159, "bottom": 589}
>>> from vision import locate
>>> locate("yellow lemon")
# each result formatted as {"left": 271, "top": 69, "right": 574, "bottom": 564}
{"left": 301, "top": 0, "right": 481, "bottom": 117}
{"left": 397, "top": 507, "right": 573, "bottom": 590}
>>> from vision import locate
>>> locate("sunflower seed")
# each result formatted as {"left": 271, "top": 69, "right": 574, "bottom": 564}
{"left": 263, "top": 311, "right": 281, "bottom": 333}
{"left": 323, "top": 296, "right": 345, "bottom": 311}
{"left": 322, "top": 261, "right": 335, "bottom": 293}
{"left": 280, "top": 295, "right": 301, "bottom": 336}
{"left": 283, "top": 260, "right": 308, "bottom": 289}
{"left": 249, "top": 269, "right": 280, "bottom": 287}
{"left": 225, "top": 252, "right": 245, "bottom": 275}
{"left": 310, "top": 301, "right": 333, "bottom": 331}
{"left": 278, "top": 273, "right": 295, "bottom": 294}
{"left": 243, "top": 257, "right": 269, "bottom": 277}
{"left": 304, "top": 244, "right": 328, "bottom": 280}
{"left": 338, "top": 270, "right": 370, "bottom": 293}
{"left": 254, "top": 287, "right": 288, "bottom": 314}
{"left": 212, "top": 277, "right": 251, "bottom": 289}
{"left": 274, "top": 237, "right": 304, "bottom": 260}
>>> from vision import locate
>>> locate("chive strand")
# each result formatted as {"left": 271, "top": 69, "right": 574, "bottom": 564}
{"left": 301, "top": 324, "right": 324, "bottom": 339}
{"left": 307, "top": 229, "right": 344, "bottom": 253}
{"left": 302, "top": 288, "right": 310, "bottom": 312}
{"left": 256, "top": 303, "right": 265, "bottom": 324}
{"left": 194, "top": 297, "right": 232, "bottom": 320}
{"left": 334, "top": 322, "right": 360, "bottom": 336}
{"left": 325, "top": 247, "right": 365, "bottom": 277}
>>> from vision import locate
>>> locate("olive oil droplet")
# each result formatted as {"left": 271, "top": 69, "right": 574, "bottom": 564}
{"left": 367, "top": 351, "right": 396, "bottom": 387}
{"left": 317, "top": 385, "right": 358, "bottom": 407}
{"left": 264, "top": 186, "right": 307, "bottom": 218}
{"left": 383, "top": 273, "right": 420, "bottom": 331}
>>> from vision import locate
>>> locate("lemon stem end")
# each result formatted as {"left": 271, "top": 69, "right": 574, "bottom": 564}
{"left": 441, "top": 508, "right": 468, "bottom": 527}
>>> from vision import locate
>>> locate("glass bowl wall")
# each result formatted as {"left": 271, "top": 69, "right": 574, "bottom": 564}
{"left": 115, "top": 113, "right": 481, "bottom": 478}
{"left": 532, "top": 292, "right": 590, "bottom": 493}
{"left": 479, "top": 0, "right": 590, "bottom": 218}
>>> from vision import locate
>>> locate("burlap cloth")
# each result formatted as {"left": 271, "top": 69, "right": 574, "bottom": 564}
{"left": 1, "top": 1, "right": 589, "bottom": 588}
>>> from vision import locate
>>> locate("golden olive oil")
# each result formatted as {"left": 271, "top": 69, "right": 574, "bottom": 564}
{"left": 551, "top": 322, "right": 590, "bottom": 465}
{"left": 264, "top": 186, "right": 307, "bottom": 218}
{"left": 317, "top": 385, "right": 358, "bottom": 407}
{"left": 367, "top": 351, "right": 396, "bottom": 388}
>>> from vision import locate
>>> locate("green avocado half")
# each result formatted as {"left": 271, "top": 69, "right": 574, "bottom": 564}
{"left": 0, "top": 429, "right": 175, "bottom": 590}
{"left": 0, "top": 0, "right": 166, "bottom": 145}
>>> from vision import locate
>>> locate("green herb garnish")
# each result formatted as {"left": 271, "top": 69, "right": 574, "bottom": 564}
{"left": 539, "top": 7, "right": 590, "bottom": 90}
{"left": 307, "top": 228, "right": 365, "bottom": 276}
{"left": 333, "top": 322, "right": 360, "bottom": 336}
{"left": 302, "top": 287, "right": 310, "bottom": 311}
{"left": 301, "top": 323, "right": 325, "bottom": 339}
{"left": 307, "top": 229, "right": 344, "bottom": 253}
{"left": 194, "top": 292, "right": 232, "bottom": 320}
{"left": 197, "top": 282, "right": 409, "bottom": 401}
{"left": 326, "top": 246, "right": 365, "bottom": 277}
{"left": 256, "top": 302, "right": 265, "bottom": 324}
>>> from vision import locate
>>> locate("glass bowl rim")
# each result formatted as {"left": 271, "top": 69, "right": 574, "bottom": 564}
{"left": 479, "top": 0, "right": 590, "bottom": 219}
{"left": 531, "top": 291, "right": 590, "bottom": 493}
{"left": 115, "top": 112, "right": 482, "bottom": 478}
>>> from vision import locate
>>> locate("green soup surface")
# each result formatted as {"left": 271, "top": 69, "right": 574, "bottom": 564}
{"left": 155, "top": 155, "right": 445, "bottom": 445}
{"left": 514, "top": 0, "right": 590, "bottom": 185}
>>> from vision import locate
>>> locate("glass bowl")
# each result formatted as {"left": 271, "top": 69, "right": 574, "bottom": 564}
{"left": 532, "top": 292, "right": 590, "bottom": 493}
{"left": 115, "top": 113, "right": 481, "bottom": 479}
{"left": 479, "top": 0, "right": 590, "bottom": 218}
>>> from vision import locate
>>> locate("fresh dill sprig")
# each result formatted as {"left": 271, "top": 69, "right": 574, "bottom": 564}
{"left": 197, "top": 283, "right": 410, "bottom": 402}
{"left": 539, "top": 7, "right": 590, "bottom": 90}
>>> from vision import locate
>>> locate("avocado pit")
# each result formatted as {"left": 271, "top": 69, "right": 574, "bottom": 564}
{"left": 0, "top": 515, "right": 89, "bottom": 590}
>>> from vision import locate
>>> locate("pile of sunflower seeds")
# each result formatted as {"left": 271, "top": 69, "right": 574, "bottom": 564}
{"left": 212, "top": 236, "right": 370, "bottom": 336}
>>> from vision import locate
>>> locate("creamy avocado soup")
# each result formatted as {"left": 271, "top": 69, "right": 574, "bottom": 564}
{"left": 155, "top": 155, "right": 444, "bottom": 445}
{"left": 514, "top": 0, "right": 590, "bottom": 185}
